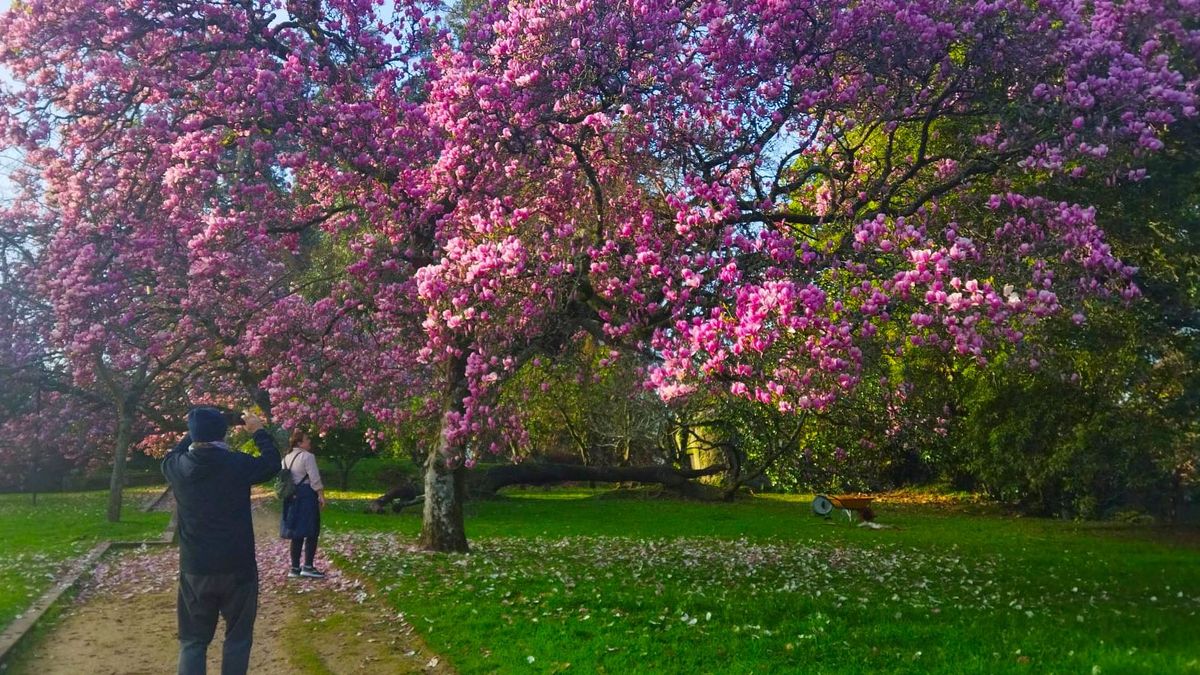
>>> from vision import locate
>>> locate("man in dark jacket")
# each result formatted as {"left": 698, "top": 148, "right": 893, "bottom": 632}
{"left": 162, "top": 407, "right": 280, "bottom": 675}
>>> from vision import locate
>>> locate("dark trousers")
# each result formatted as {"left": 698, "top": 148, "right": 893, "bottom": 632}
{"left": 176, "top": 572, "right": 258, "bottom": 675}
{"left": 289, "top": 535, "right": 318, "bottom": 568}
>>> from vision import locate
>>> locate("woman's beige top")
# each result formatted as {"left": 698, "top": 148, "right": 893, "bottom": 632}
{"left": 281, "top": 448, "right": 324, "bottom": 492}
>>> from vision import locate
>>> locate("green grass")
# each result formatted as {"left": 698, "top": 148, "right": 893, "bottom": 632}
{"left": 324, "top": 488, "right": 1200, "bottom": 674}
{"left": 0, "top": 489, "right": 170, "bottom": 631}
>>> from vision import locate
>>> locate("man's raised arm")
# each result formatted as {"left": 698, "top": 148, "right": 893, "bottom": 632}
{"left": 242, "top": 411, "right": 281, "bottom": 484}
{"left": 161, "top": 433, "right": 192, "bottom": 483}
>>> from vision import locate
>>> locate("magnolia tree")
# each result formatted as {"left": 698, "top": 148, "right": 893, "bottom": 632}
{"left": 0, "top": 171, "right": 214, "bottom": 520}
{"left": 0, "top": 193, "right": 112, "bottom": 480}
{"left": 2, "top": 0, "right": 1197, "bottom": 546}
{"left": 0, "top": 0, "right": 342, "bottom": 518}
{"left": 395, "top": 0, "right": 1198, "bottom": 548}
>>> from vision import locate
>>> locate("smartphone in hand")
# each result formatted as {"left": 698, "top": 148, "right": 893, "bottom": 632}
{"left": 241, "top": 411, "right": 265, "bottom": 433}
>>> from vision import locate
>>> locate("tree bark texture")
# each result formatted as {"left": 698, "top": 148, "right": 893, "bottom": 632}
{"left": 418, "top": 353, "right": 470, "bottom": 552}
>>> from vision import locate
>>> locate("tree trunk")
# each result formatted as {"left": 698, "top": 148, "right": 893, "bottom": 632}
{"left": 336, "top": 460, "right": 356, "bottom": 491}
{"left": 419, "top": 458, "right": 468, "bottom": 551}
{"left": 418, "top": 353, "right": 470, "bottom": 552}
{"left": 721, "top": 419, "right": 802, "bottom": 500}
{"left": 31, "top": 389, "right": 41, "bottom": 506}
{"left": 106, "top": 410, "right": 134, "bottom": 523}
{"left": 479, "top": 462, "right": 726, "bottom": 499}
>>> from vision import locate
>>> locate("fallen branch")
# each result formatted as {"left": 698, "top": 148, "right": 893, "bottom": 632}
{"left": 477, "top": 462, "right": 726, "bottom": 497}
{"left": 390, "top": 494, "right": 425, "bottom": 513}
{"left": 368, "top": 462, "right": 728, "bottom": 512}
{"left": 366, "top": 482, "right": 419, "bottom": 514}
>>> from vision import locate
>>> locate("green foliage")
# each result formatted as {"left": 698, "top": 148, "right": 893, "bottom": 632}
{"left": 767, "top": 359, "right": 954, "bottom": 493}
{"left": 317, "top": 425, "right": 379, "bottom": 490}
{"left": 955, "top": 351, "right": 1177, "bottom": 518}
{"left": 688, "top": 347, "right": 957, "bottom": 495}
{"left": 503, "top": 339, "right": 672, "bottom": 466}
{"left": 316, "top": 455, "right": 418, "bottom": 493}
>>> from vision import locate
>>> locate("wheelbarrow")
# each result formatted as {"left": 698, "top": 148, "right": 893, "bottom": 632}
{"left": 812, "top": 494, "right": 875, "bottom": 523}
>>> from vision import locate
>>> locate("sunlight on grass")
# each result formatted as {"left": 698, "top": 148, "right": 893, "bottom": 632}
{"left": 755, "top": 492, "right": 816, "bottom": 504}
{"left": 325, "top": 489, "right": 385, "bottom": 500}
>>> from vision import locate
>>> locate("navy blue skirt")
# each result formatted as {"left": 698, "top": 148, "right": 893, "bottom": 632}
{"left": 280, "top": 483, "right": 320, "bottom": 539}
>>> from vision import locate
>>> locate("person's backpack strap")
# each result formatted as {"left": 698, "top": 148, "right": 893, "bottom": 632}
{"left": 297, "top": 451, "right": 311, "bottom": 486}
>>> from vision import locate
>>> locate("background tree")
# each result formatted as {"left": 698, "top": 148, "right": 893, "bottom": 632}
{"left": 0, "top": 181, "right": 116, "bottom": 495}
{"left": 945, "top": 119, "right": 1200, "bottom": 519}
{"left": 318, "top": 425, "right": 380, "bottom": 491}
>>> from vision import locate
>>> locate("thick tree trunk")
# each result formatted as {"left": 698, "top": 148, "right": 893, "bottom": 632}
{"left": 418, "top": 353, "right": 470, "bottom": 552}
{"left": 106, "top": 410, "right": 134, "bottom": 523}
{"left": 419, "top": 459, "right": 468, "bottom": 551}
{"left": 479, "top": 462, "right": 726, "bottom": 499}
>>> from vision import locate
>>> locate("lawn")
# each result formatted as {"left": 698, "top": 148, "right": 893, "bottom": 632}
{"left": 322, "top": 488, "right": 1200, "bottom": 674}
{"left": 0, "top": 489, "right": 171, "bottom": 631}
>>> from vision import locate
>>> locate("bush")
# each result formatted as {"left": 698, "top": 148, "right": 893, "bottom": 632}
{"left": 374, "top": 461, "right": 418, "bottom": 489}
{"left": 954, "top": 364, "right": 1182, "bottom": 520}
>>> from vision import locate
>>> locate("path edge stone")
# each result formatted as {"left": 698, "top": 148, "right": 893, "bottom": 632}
{"left": 0, "top": 542, "right": 110, "bottom": 665}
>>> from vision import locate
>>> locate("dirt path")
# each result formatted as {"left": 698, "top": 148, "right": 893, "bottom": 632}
{"left": 8, "top": 497, "right": 450, "bottom": 674}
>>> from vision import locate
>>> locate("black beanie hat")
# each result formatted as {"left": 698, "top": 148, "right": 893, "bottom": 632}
{"left": 188, "top": 407, "right": 228, "bottom": 443}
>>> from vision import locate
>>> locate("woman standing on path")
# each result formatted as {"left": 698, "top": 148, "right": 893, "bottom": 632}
{"left": 280, "top": 430, "right": 327, "bottom": 579}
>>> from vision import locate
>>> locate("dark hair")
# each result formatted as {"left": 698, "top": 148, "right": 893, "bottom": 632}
{"left": 289, "top": 429, "right": 311, "bottom": 449}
